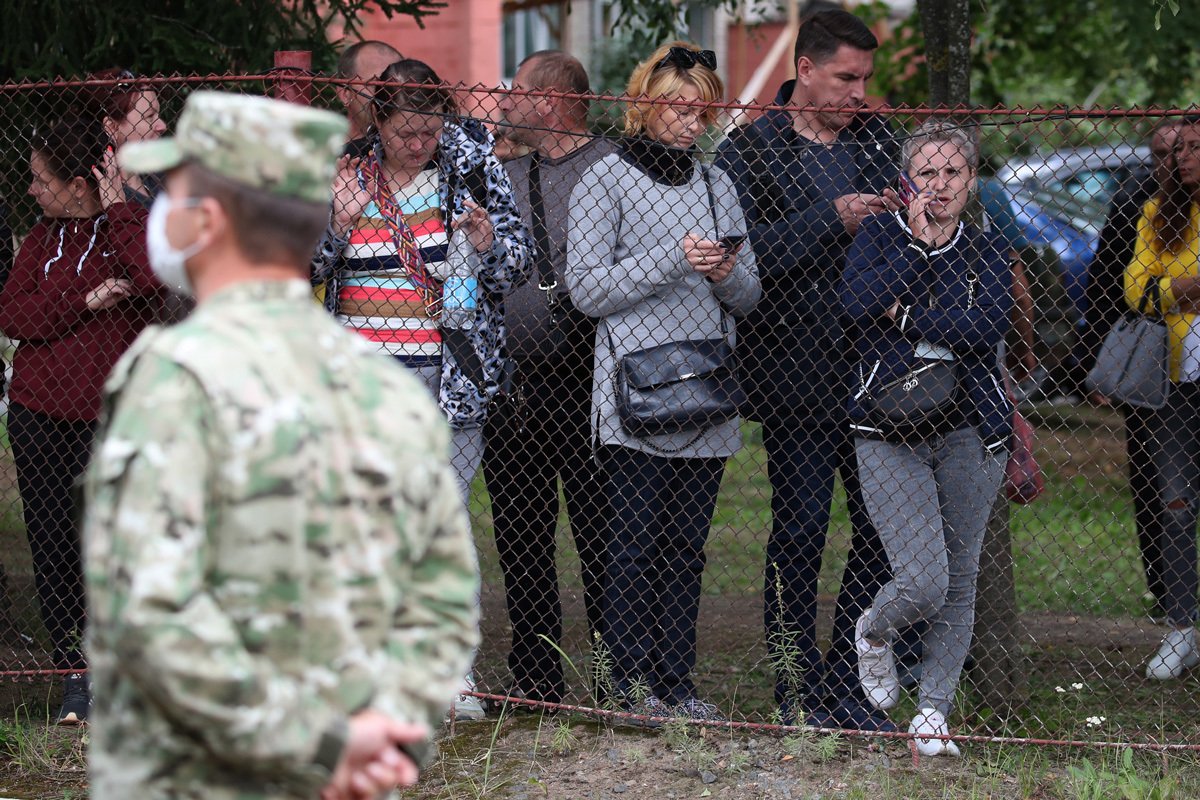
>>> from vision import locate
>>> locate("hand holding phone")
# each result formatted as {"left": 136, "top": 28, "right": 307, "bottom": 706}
{"left": 897, "top": 172, "right": 919, "bottom": 207}
{"left": 718, "top": 234, "right": 746, "bottom": 252}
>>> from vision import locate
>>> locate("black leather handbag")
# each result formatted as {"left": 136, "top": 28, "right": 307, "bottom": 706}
{"left": 616, "top": 338, "right": 745, "bottom": 437}
{"left": 612, "top": 167, "right": 745, "bottom": 439}
{"left": 863, "top": 357, "right": 961, "bottom": 427}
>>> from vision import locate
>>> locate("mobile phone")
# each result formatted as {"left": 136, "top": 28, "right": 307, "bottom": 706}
{"left": 718, "top": 234, "right": 746, "bottom": 251}
{"left": 898, "top": 171, "right": 919, "bottom": 206}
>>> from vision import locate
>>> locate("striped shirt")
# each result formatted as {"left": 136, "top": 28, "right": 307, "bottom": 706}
{"left": 335, "top": 167, "right": 466, "bottom": 366}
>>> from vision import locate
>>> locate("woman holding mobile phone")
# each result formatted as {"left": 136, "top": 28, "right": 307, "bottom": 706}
{"left": 313, "top": 58, "right": 530, "bottom": 485}
{"left": 312, "top": 58, "right": 531, "bottom": 721}
{"left": 0, "top": 116, "right": 162, "bottom": 724}
{"left": 840, "top": 120, "right": 1013, "bottom": 756}
{"left": 567, "top": 41, "right": 760, "bottom": 723}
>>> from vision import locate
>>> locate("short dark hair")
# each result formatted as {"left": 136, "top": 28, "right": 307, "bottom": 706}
{"left": 793, "top": 8, "right": 878, "bottom": 67}
{"left": 518, "top": 50, "right": 591, "bottom": 124}
{"left": 336, "top": 40, "right": 403, "bottom": 79}
{"left": 373, "top": 59, "right": 457, "bottom": 119}
{"left": 33, "top": 115, "right": 106, "bottom": 188}
{"left": 184, "top": 164, "right": 329, "bottom": 268}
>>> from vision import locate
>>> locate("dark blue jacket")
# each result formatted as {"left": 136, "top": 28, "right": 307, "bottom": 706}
{"left": 841, "top": 212, "right": 1014, "bottom": 450}
{"left": 714, "top": 81, "right": 899, "bottom": 419}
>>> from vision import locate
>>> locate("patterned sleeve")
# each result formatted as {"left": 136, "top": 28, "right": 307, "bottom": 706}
{"left": 443, "top": 120, "right": 532, "bottom": 295}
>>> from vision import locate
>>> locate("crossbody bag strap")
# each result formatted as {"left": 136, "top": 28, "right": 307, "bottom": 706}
{"left": 1138, "top": 276, "right": 1163, "bottom": 316}
{"left": 701, "top": 166, "right": 732, "bottom": 338}
{"left": 527, "top": 153, "right": 557, "bottom": 302}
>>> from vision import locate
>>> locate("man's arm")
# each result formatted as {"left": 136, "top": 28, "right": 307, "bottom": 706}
{"left": 84, "top": 351, "right": 350, "bottom": 795}
{"left": 714, "top": 129, "right": 841, "bottom": 281}
{"left": 714, "top": 123, "right": 898, "bottom": 282}
{"left": 371, "top": 421, "right": 480, "bottom": 730}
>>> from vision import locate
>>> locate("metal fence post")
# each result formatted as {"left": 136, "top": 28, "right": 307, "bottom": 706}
{"left": 272, "top": 50, "right": 313, "bottom": 106}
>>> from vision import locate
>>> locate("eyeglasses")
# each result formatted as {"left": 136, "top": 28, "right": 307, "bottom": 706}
{"left": 654, "top": 47, "right": 717, "bottom": 73}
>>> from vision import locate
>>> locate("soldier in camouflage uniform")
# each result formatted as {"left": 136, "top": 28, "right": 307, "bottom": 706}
{"left": 83, "top": 92, "right": 480, "bottom": 800}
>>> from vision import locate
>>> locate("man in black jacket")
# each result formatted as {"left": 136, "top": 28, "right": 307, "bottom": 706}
{"left": 1085, "top": 119, "right": 1181, "bottom": 615}
{"left": 715, "top": 8, "right": 901, "bottom": 730}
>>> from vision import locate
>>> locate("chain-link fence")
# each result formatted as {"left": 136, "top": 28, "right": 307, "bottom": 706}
{"left": 0, "top": 69, "right": 1198, "bottom": 753}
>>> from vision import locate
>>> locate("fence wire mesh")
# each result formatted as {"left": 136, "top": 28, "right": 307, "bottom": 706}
{"left": 0, "top": 71, "right": 1198, "bottom": 753}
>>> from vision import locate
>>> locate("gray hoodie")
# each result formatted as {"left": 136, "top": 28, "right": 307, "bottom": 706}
{"left": 566, "top": 146, "right": 761, "bottom": 458}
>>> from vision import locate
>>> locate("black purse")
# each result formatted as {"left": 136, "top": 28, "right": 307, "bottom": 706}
{"left": 612, "top": 168, "right": 745, "bottom": 439}
{"left": 860, "top": 256, "right": 977, "bottom": 428}
{"left": 616, "top": 336, "right": 745, "bottom": 437}
{"left": 862, "top": 357, "right": 961, "bottom": 427}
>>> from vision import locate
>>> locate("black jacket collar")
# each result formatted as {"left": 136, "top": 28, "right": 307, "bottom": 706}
{"left": 619, "top": 136, "right": 697, "bottom": 186}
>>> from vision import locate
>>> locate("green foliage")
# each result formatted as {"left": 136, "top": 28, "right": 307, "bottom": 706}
{"left": 1067, "top": 748, "right": 1179, "bottom": 800}
{"left": 0, "top": 0, "right": 446, "bottom": 79}
{"left": 870, "top": 0, "right": 1200, "bottom": 109}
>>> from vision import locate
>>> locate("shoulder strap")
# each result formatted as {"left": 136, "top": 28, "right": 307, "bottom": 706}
{"left": 729, "top": 124, "right": 786, "bottom": 225}
{"left": 527, "top": 153, "right": 556, "bottom": 293}
{"left": 1139, "top": 277, "right": 1162, "bottom": 316}
{"left": 701, "top": 166, "right": 720, "bottom": 236}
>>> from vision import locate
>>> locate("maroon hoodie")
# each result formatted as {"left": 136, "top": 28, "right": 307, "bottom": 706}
{"left": 0, "top": 202, "right": 162, "bottom": 421}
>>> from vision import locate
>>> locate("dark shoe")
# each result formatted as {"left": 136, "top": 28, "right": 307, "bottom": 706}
{"left": 611, "top": 695, "right": 670, "bottom": 729}
{"left": 673, "top": 697, "right": 726, "bottom": 722}
{"left": 56, "top": 673, "right": 90, "bottom": 726}
{"left": 828, "top": 696, "right": 897, "bottom": 733}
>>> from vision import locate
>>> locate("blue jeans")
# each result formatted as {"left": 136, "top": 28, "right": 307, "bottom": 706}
{"left": 599, "top": 445, "right": 726, "bottom": 705}
{"left": 1148, "top": 381, "right": 1200, "bottom": 627}
{"left": 762, "top": 407, "right": 889, "bottom": 712}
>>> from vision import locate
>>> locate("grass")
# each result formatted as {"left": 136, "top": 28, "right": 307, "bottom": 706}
{"left": 457, "top": 406, "right": 1200, "bottom": 744}
{"left": 468, "top": 412, "right": 1154, "bottom": 617}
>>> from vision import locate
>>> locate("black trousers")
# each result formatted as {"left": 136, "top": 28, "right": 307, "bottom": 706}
{"left": 761, "top": 404, "right": 890, "bottom": 713}
{"left": 598, "top": 445, "right": 725, "bottom": 706}
{"left": 1124, "top": 403, "right": 1165, "bottom": 604}
{"left": 482, "top": 312, "right": 608, "bottom": 701}
{"left": 8, "top": 403, "right": 95, "bottom": 671}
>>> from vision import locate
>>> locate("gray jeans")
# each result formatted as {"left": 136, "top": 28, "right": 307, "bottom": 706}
{"left": 856, "top": 427, "right": 1004, "bottom": 716}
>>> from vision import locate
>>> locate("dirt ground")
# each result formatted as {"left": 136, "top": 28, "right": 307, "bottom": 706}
{"left": 0, "top": 600, "right": 1190, "bottom": 800}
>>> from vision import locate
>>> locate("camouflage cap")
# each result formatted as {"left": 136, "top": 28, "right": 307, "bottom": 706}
{"left": 119, "top": 91, "right": 348, "bottom": 204}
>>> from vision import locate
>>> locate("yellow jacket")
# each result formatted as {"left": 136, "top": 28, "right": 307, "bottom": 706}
{"left": 1124, "top": 196, "right": 1200, "bottom": 383}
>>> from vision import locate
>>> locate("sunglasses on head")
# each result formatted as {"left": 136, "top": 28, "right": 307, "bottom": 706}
{"left": 655, "top": 47, "right": 717, "bottom": 73}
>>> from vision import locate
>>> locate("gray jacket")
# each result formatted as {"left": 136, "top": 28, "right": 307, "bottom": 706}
{"left": 566, "top": 149, "right": 761, "bottom": 458}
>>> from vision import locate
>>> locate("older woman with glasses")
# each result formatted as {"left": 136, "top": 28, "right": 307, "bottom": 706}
{"left": 567, "top": 41, "right": 760, "bottom": 723}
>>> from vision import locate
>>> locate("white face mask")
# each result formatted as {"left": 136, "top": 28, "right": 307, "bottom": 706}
{"left": 146, "top": 194, "right": 205, "bottom": 298}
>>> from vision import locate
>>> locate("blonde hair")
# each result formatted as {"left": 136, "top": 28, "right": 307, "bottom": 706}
{"left": 624, "top": 41, "right": 724, "bottom": 136}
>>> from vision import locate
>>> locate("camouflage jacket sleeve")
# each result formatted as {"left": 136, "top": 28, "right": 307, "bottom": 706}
{"left": 85, "top": 350, "right": 349, "bottom": 793}
{"left": 370, "top": 418, "right": 480, "bottom": 728}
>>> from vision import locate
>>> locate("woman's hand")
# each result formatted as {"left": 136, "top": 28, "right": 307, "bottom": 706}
{"left": 456, "top": 199, "right": 495, "bottom": 253}
{"left": 92, "top": 146, "right": 125, "bottom": 211}
{"left": 682, "top": 233, "right": 737, "bottom": 283}
{"left": 907, "top": 190, "right": 937, "bottom": 245}
{"left": 86, "top": 278, "right": 134, "bottom": 311}
{"left": 331, "top": 155, "right": 372, "bottom": 235}
{"left": 884, "top": 300, "right": 901, "bottom": 321}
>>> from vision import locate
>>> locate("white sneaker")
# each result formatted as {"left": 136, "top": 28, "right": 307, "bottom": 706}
{"left": 450, "top": 673, "right": 487, "bottom": 721}
{"left": 1146, "top": 627, "right": 1200, "bottom": 680}
{"left": 855, "top": 614, "right": 899, "bottom": 711}
{"left": 909, "top": 708, "right": 961, "bottom": 758}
